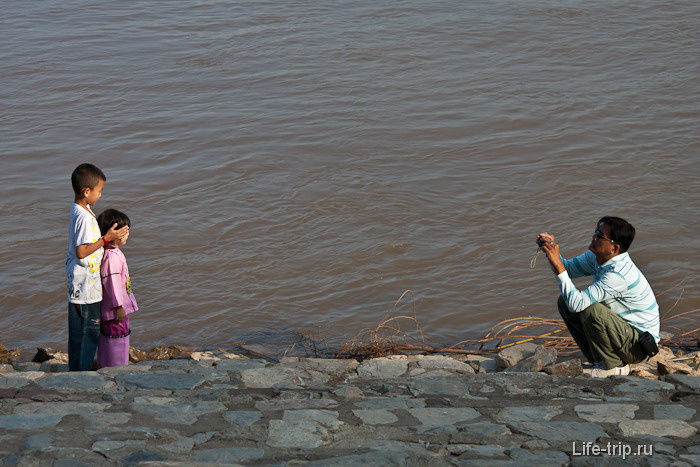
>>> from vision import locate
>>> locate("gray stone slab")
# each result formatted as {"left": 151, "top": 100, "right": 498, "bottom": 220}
{"left": 446, "top": 444, "right": 507, "bottom": 457}
{"left": 5, "top": 371, "right": 51, "bottom": 383}
{"left": 574, "top": 404, "right": 639, "bottom": 423}
{"left": 354, "top": 397, "right": 426, "bottom": 410}
{"left": 619, "top": 419, "right": 697, "bottom": 438}
{"left": 415, "top": 355, "right": 475, "bottom": 374}
{"left": 496, "top": 342, "right": 541, "bottom": 369}
{"left": 356, "top": 358, "right": 408, "bottom": 379}
{"left": 39, "top": 362, "right": 70, "bottom": 373}
{"left": 13, "top": 402, "right": 110, "bottom": 416}
{"left": 283, "top": 409, "right": 343, "bottom": 429}
{"left": 352, "top": 409, "right": 399, "bottom": 425}
{"left": 664, "top": 374, "right": 700, "bottom": 391}
{"left": 453, "top": 461, "right": 516, "bottom": 467}
{"left": 193, "top": 431, "right": 216, "bottom": 444}
{"left": 450, "top": 422, "right": 512, "bottom": 443}
{"left": 412, "top": 369, "right": 454, "bottom": 378}
{"left": 224, "top": 410, "right": 263, "bottom": 427}
{"left": 653, "top": 443, "right": 676, "bottom": 455}
{"left": 36, "top": 373, "right": 109, "bottom": 390}
{"left": 43, "top": 447, "right": 106, "bottom": 466}
{"left": 521, "top": 439, "right": 551, "bottom": 449}
{"left": 82, "top": 413, "right": 131, "bottom": 430}
{"left": 304, "top": 450, "right": 410, "bottom": 466}
{"left": 92, "top": 440, "right": 146, "bottom": 454}
{"left": 214, "top": 358, "right": 267, "bottom": 372}
{"left": 613, "top": 378, "right": 675, "bottom": 393}
{"left": 654, "top": 404, "right": 696, "bottom": 421}
{"left": 120, "top": 450, "right": 165, "bottom": 465}
{"left": 97, "top": 364, "right": 152, "bottom": 376}
{"left": 0, "top": 414, "right": 64, "bottom": 430}
{"left": 240, "top": 367, "right": 329, "bottom": 389}
{"left": 409, "top": 377, "right": 483, "bottom": 398}
{"left": 510, "top": 421, "right": 607, "bottom": 441}
{"left": 680, "top": 454, "right": 700, "bottom": 465}
{"left": 509, "top": 346, "right": 558, "bottom": 373}
{"left": 281, "top": 357, "right": 359, "bottom": 377}
{"left": 409, "top": 407, "right": 481, "bottom": 427}
{"left": 254, "top": 397, "right": 337, "bottom": 411}
{"left": 495, "top": 406, "right": 562, "bottom": 423}
{"left": 160, "top": 437, "right": 195, "bottom": 454}
{"left": 508, "top": 447, "right": 569, "bottom": 466}
{"left": 131, "top": 397, "right": 227, "bottom": 424}
{"left": 115, "top": 372, "right": 206, "bottom": 390}
{"left": 333, "top": 385, "right": 364, "bottom": 400}
{"left": 54, "top": 460, "right": 93, "bottom": 467}
{"left": 464, "top": 355, "right": 498, "bottom": 373}
{"left": 22, "top": 433, "right": 54, "bottom": 450}
{"left": 0, "top": 376, "right": 31, "bottom": 389}
{"left": 480, "top": 372, "right": 553, "bottom": 394}
{"left": 267, "top": 419, "right": 330, "bottom": 448}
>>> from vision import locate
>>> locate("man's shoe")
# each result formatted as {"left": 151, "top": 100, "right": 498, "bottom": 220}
{"left": 582, "top": 364, "right": 630, "bottom": 378}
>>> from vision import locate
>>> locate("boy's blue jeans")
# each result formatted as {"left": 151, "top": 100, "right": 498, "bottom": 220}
{"left": 68, "top": 302, "right": 101, "bottom": 371}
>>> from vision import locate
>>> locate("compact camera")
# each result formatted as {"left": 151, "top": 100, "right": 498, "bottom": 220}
{"left": 536, "top": 238, "right": 546, "bottom": 247}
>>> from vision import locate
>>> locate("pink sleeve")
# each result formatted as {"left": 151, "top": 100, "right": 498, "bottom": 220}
{"left": 100, "top": 252, "right": 124, "bottom": 318}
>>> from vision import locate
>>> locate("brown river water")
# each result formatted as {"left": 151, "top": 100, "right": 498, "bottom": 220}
{"left": 1, "top": 1, "right": 698, "bottom": 355}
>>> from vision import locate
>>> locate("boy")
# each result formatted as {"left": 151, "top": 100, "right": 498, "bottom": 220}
{"left": 66, "top": 163, "right": 128, "bottom": 371}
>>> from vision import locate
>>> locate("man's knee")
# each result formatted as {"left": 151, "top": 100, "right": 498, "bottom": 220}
{"left": 580, "top": 303, "right": 615, "bottom": 331}
{"left": 557, "top": 296, "right": 572, "bottom": 317}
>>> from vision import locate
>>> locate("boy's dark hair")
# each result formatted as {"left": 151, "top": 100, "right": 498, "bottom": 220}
{"left": 71, "top": 163, "right": 106, "bottom": 197}
{"left": 598, "top": 216, "right": 635, "bottom": 253}
{"left": 97, "top": 209, "right": 131, "bottom": 236}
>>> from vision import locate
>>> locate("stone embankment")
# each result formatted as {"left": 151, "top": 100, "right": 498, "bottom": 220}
{"left": 0, "top": 345, "right": 698, "bottom": 466}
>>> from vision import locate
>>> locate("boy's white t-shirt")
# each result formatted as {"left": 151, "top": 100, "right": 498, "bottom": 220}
{"left": 66, "top": 203, "right": 103, "bottom": 304}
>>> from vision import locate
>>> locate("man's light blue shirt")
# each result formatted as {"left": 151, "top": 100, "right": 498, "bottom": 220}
{"left": 557, "top": 250, "right": 660, "bottom": 341}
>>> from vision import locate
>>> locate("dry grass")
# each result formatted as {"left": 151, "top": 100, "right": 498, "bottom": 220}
{"left": 337, "top": 290, "right": 699, "bottom": 360}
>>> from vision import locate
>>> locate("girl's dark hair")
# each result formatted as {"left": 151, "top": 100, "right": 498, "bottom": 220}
{"left": 71, "top": 163, "right": 106, "bottom": 196}
{"left": 598, "top": 216, "right": 635, "bottom": 253}
{"left": 97, "top": 209, "right": 131, "bottom": 236}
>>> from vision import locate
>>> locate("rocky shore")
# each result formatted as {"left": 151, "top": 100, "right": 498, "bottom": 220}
{"left": 1, "top": 344, "right": 698, "bottom": 466}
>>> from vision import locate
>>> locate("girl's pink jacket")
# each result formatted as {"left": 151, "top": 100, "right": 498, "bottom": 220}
{"left": 100, "top": 247, "right": 138, "bottom": 321}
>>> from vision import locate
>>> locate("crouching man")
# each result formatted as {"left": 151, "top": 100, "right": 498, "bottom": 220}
{"left": 537, "top": 216, "right": 660, "bottom": 377}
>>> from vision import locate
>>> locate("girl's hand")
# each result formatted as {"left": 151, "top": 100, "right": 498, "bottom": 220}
{"left": 116, "top": 307, "right": 126, "bottom": 323}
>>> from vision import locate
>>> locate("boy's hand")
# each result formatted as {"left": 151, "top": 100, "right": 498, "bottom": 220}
{"left": 105, "top": 223, "right": 129, "bottom": 242}
{"left": 116, "top": 307, "right": 126, "bottom": 323}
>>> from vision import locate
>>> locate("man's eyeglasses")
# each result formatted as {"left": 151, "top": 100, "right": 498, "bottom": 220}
{"left": 594, "top": 229, "right": 615, "bottom": 243}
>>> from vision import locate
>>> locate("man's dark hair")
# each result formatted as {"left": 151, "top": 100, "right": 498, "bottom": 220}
{"left": 97, "top": 209, "right": 131, "bottom": 236}
{"left": 71, "top": 163, "right": 106, "bottom": 196}
{"left": 598, "top": 216, "right": 635, "bottom": 253}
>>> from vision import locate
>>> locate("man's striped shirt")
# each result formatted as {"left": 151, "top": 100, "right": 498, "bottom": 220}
{"left": 557, "top": 250, "right": 660, "bottom": 341}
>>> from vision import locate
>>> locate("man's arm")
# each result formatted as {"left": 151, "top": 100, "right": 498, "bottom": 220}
{"left": 557, "top": 270, "right": 624, "bottom": 312}
{"left": 541, "top": 240, "right": 621, "bottom": 312}
{"left": 562, "top": 250, "right": 596, "bottom": 279}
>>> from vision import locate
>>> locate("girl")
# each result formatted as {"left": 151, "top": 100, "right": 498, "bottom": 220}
{"left": 96, "top": 209, "right": 138, "bottom": 367}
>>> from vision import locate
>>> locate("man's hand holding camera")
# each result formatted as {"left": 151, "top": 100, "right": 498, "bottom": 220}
{"left": 536, "top": 232, "right": 565, "bottom": 274}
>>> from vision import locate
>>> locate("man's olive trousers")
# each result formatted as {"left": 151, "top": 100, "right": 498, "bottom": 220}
{"left": 557, "top": 297, "right": 646, "bottom": 369}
